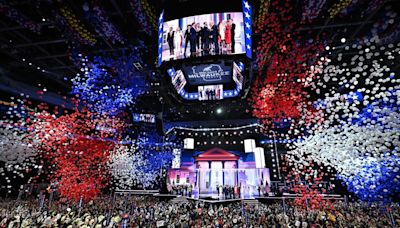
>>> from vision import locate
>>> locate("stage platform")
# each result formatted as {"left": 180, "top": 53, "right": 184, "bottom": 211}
{"left": 151, "top": 194, "right": 345, "bottom": 204}
{"left": 188, "top": 196, "right": 242, "bottom": 204}
{"left": 114, "top": 190, "right": 345, "bottom": 204}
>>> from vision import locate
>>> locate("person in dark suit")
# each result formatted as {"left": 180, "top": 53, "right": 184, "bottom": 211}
{"left": 230, "top": 19, "right": 236, "bottom": 53}
{"left": 189, "top": 23, "right": 197, "bottom": 57}
{"left": 167, "top": 27, "right": 175, "bottom": 56}
{"left": 196, "top": 23, "right": 201, "bottom": 51}
{"left": 201, "top": 22, "right": 210, "bottom": 55}
{"left": 210, "top": 89, "right": 215, "bottom": 100}
{"left": 183, "top": 25, "right": 191, "bottom": 57}
{"left": 210, "top": 22, "right": 219, "bottom": 55}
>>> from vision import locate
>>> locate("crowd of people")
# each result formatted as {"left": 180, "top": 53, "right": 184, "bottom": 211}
{"left": 165, "top": 18, "right": 237, "bottom": 60}
{"left": 1, "top": 196, "right": 399, "bottom": 227}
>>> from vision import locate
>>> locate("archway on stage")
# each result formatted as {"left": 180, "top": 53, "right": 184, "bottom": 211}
{"left": 195, "top": 148, "right": 240, "bottom": 193}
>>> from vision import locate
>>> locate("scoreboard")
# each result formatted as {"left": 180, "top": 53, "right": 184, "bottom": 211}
{"left": 157, "top": 0, "right": 252, "bottom": 102}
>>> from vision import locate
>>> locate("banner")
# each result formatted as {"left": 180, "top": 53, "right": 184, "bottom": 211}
{"left": 182, "top": 63, "right": 232, "bottom": 85}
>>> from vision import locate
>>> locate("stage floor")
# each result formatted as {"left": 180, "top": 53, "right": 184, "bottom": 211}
{"left": 191, "top": 187, "right": 265, "bottom": 200}
{"left": 180, "top": 189, "right": 266, "bottom": 200}
{"left": 196, "top": 193, "right": 251, "bottom": 200}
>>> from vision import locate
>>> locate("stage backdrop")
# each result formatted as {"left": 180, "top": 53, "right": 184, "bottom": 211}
{"left": 167, "top": 147, "right": 270, "bottom": 196}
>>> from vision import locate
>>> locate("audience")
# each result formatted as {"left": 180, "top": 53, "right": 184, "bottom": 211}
{"left": 0, "top": 196, "right": 399, "bottom": 227}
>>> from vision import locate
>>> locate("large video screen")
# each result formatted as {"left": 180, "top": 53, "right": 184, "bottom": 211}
{"left": 161, "top": 12, "right": 245, "bottom": 63}
{"left": 171, "top": 70, "right": 187, "bottom": 93}
{"left": 198, "top": 84, "right": 224, "bottom": 101}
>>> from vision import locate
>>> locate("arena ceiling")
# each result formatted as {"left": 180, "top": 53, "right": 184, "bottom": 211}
{"left": 0, "top": 0, "right": 399, "bottom": 122}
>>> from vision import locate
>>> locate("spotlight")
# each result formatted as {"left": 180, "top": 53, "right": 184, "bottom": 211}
{"left": 341, "top": 38, "right": 346, "bottom": 43}
{"left": 216, "top": 108, "right": 223, "bottom": 114}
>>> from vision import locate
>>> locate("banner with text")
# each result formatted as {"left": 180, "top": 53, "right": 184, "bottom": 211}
{"left": 182, "top": 63, "right": 232, "bottom": 85}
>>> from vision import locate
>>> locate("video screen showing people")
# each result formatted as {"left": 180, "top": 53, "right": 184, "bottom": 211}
{"left": 198, "top": 84, "right": 224, "bottom": 101}
{"left": 162, "top": 12, "right": 245, "bottom": 62}
{"left": 171, "top": 70, "right": 187, "bottom": 93}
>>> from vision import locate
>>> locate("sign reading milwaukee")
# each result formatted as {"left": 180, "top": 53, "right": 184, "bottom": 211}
{"left": 187, "top": 64, "right": 230, "bottom": 82}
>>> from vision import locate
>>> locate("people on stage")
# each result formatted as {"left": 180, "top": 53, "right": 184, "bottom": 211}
{"left": 195, "top": 23, "right": 201, "bottom": 51}
{"left": 189, "top": 23, "right": 197, "bottom": 57}
{"left": 174, "top": 27, "right": 183, "bottom": 58}
{"left": 225, "top": 20, "right": 232, "bottom": 54}
{"left": 183, "top": 24, "right": 191, "bottom": 57}
{"left": 168, "top": 184, "right": 193, "bottom": 197}
{"left": 230, "top": 19, "right": 236, "bottom": 53}
{"left": 218, "top": 21, "right": 226, "bottom": 54}
{"left": 167, "top": 27, "right": 175, "bottom": 56}
{"left": 210, "top": 21, "right": 219, "bottom": 55}
{"left": 201, "top": 22, "right": 210, "bottom": 55}
{"left": 164, "top": 17, "right": 239, "bottom": 60}
{"left": 215, "top": 185, "right": 244, "bottom": 199}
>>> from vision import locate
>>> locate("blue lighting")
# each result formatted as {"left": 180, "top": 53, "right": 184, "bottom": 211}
{"left": 242, "top": 0, "right": 252, "bottom": 59}
{"left": 237, "top": 61, "right": 245, "bottom": 72}
{"left": 167, "top": 67, "right": 176, "bottom": 77}
{"left": 350, "top": 89, "right": 399, "bottom": 126}
{"left": 338, "top": 156, "right": 400, "bottom": 204}
{"left": 71, "top": 48, "right": 149, "bottom": 114}
{"left": 347, "top": 91, "right": 363, "bottom": 103}
{"left": 157, "top": 10, "right": 164, "bottom": 66}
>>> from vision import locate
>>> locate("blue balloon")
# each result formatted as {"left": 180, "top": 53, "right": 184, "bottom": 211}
{"left": 71, "top": 44, "right": 149, "bottom": 114}
{"left": 339, "top": 156, "right": 400, "bottom": 204}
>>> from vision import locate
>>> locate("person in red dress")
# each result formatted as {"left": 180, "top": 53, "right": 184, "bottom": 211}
{"left": 225, "top": 20, "right": 232, "bottom": 53}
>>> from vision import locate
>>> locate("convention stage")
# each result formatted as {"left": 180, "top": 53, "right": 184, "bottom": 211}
{"left": 167, "top": 147, "right": 270, "bottom": 198}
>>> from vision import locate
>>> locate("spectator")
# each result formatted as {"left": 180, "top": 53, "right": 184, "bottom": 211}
{"left": 0, "top": 196, "right": 398, "bottom": 227}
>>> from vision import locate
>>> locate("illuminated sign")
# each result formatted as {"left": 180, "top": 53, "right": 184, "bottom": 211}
{"left": 182, "top": 63, "right": 232, "bottom": 85}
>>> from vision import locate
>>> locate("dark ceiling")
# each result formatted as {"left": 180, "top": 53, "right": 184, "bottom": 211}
{"left": 0, "top": 0, "right": 164, "bottom": 90}
{"left": 0, "top": 0, "right": 399, "bottom": 123}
